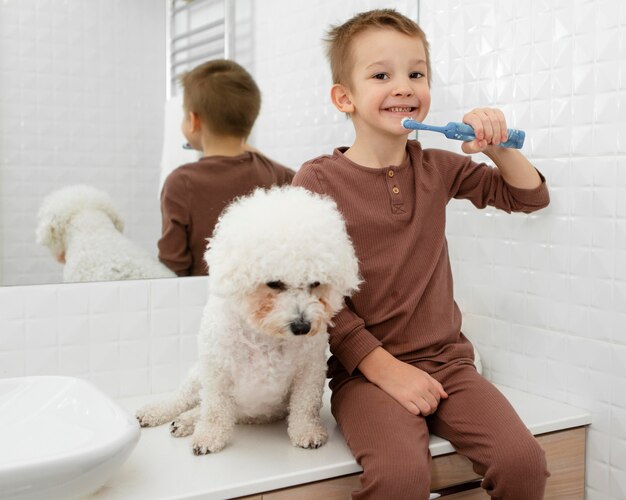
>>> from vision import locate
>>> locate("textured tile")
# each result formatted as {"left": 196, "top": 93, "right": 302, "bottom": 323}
{"left": 417, "top": 1, "right": 626, "bottom": 495}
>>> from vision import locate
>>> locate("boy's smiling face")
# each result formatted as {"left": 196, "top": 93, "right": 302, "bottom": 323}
{"left": 333, "top": 28, "right": 431, "bottom": 141}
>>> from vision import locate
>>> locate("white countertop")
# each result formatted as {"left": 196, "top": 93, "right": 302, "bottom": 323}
{"left": 90, "top": 385, "right": 591, "bottom": 500}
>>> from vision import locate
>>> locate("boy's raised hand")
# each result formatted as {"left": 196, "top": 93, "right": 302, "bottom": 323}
{"left": 461, "top": 107, "right": 509, "bottom": 154}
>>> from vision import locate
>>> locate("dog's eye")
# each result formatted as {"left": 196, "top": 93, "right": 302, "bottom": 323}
{"left": 310, "top": 281, "right": 321, "bottom": 289}
{"left": 266, "top": 280, "right": 286, "bottom": 291}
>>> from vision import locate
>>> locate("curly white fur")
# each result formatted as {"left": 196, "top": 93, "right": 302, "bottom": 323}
{"left": 136, "top": 186, "right": 361, "bottom": 454}
{"left": 36, "top": 185, "right": 175, "bottom": 282}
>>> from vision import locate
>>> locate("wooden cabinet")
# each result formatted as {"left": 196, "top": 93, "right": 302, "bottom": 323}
{"left": 238, "top": 426, "right": 586, "bottom": 499}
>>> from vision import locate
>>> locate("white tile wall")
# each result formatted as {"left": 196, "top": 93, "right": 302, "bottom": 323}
{"left": 428, "top": 1, "right": 624, "bottom": 498}
{"left": 0, "top": 277, "right": 206, "bottom": 397}
{"left": 0, "top": 0, "right": 165, "bottom": 286}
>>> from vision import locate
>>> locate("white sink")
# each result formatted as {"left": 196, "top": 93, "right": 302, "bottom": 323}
{"left": 0, "top": 376, "right": 140, "bottom": 500}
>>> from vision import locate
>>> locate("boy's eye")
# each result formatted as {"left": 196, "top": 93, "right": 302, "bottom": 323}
{"left": 372, "top": 73, "right": 389, "bottom": 80}
{"left": 266, "top": 280, "right": 286, "bottom": 291}
{"left": 410, "top": 71, "right": 425, "bottom": 79}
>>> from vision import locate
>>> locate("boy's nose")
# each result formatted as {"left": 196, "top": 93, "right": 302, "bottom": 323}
{"left": 392, "top": 83, "right": 414, "bottom": 97}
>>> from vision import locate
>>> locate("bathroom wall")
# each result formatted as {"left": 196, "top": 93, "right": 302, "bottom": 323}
{"left": 419, "top": 2, "right": 626, "bottom": 499}
{"left": 0, "top": 0, "right": 165, "bottom": 285}
{"left": 0, "top": 277, "right": 206, "bottom": 397}
{"left": 251, "top": 0, "right": 626, "bottom": 498}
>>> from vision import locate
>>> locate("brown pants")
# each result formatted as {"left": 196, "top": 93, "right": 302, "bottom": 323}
{"left": 331, "top": 362, "right": 549, "bottom": 499}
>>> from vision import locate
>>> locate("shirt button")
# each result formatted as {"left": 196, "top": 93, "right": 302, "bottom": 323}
{"left": 392, "top": 186, "right": 400, "bottom": 194}
{"left": 388, "top": 170, "right": 394, "bottom": 177}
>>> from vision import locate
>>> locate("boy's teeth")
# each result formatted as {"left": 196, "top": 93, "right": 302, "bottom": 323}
{"left": 389, "top": 107, "right": 412, "bottom": 112}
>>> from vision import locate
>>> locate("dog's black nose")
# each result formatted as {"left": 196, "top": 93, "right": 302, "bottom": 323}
{"left": 290, "top": 320, "right": 311, "bottom": 335}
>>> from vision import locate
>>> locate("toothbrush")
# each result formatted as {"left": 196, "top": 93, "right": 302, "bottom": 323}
{"left": 401, "top": 118, "right": 525, "bottom": 149}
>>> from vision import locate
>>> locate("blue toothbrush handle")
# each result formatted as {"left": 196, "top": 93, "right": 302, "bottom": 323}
{"left": 449, "top": 122, "right": 525, "bottom": 149}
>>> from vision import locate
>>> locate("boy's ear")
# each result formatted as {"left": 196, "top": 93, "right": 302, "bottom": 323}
{"left": 188, "top": 111, "right": 202, "bottom": 132}
{"left": 330, "top": 84, "right": 354, "bottom": 114}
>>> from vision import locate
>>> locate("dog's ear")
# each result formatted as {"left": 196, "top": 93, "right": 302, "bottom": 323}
{"left": 88, "top": 187, "right": 124, "bottom": 233}
{"left": 35, "top": 211, "right": 66, "bottom": 260}
{"left": 88, "top": 190, "right": 124, "bottom": 233}
{"left": 105, "top": 206, "right": 124, "bottom": 233}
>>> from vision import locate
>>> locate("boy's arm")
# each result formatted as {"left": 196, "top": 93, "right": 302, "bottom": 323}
{"left": 484, "top": 148, "right": 541, "bottom": 189}
{"left": 332, "top": 293, "right": 447, "bottom": 417}
{"left": 432, "top": 135, "right": 549, "bottom": 214}
{"left": 332, "top": 307, "right": 448, "bottom": 417}
{"left": 461, "top": 108, "right": 542, "bottom": 189}
{"left": 276, "top": 162, "right": 295, "bottom": 185}
{"left": 358, "top": 347, "right": 448, "bottom": 416}
{"left": 158, "top": 175, "right": 192, "bottom": 276}
{"left": 282, "top": 166, "right": 296, "bottom": 184}
{"left": 461, "top": 107, "right": 542, "bottom": 190}
{"left": 247, "top": 145, "right": 295, "bottom": 185}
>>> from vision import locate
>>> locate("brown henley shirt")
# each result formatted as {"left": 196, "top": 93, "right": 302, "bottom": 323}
{"left": 159, "top": 151, "right": 294, "bottom": 276}
{"left": 292, "top": 140, "right": 549, "bottom": 387}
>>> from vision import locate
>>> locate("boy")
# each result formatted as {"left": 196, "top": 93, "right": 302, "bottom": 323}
{"left": 159, "top": 59, "right": 294, "bottom": 276}
{"left": 292, "top": 9, "right": 550, "bottom": 499}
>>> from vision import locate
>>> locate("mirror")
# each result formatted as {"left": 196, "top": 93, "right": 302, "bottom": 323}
{"left": 0, "top": 1, "right": 168, "bottom": 286}
{"left": 0, "top": 0, "right": 408, "bottom": 287}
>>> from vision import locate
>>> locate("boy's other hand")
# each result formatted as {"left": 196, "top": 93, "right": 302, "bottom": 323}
{"left": 460, "top": 107, "right": 509, "bottom": 155}
{"left": 358, "top": 347, "right": 448, "bottom": 416}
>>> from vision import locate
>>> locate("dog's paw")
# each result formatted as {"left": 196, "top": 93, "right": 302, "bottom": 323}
{"left": 136, "top": 405, "right": 170, "bottom": 428}
{"left": 288, "top": 424, "right": 328, "bottom": 449}
{"left": 191, "top": 437, "right": 227, "bottom": 455}
{"left": 191, "top": 425, "right": 230, "bottom": 454}
{"left": 170, "top": 418, "right": 195, "bottom": 437}
{"left": 170, "top": 406, "right": 199, "bottom": 437}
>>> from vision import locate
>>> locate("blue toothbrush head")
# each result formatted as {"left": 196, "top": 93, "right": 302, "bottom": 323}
{"left": 401, "top": 117, "right": 417, "bottom": 129}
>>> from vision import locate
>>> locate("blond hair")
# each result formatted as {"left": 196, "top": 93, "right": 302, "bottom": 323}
{"left": 324, "top": 9, "right": 431, "bottom": 87}
{"left": 180, "top": 59, "right": 261, "bottom": 138}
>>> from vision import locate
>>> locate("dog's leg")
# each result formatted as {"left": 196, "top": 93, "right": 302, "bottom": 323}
{"left": 191, "top": 364, "right": 236, "bottom": 454}
{"left": 191, "top": 393, "right": 236, "bottom": 454}
{"left": 170, "top": 405, "right": 200, "bottom": 437}
{"left": 136, "top": 366, "right": 200, "bottom": 427}
{"left": 286, "top": 348, "right": 328, "bottom": 449}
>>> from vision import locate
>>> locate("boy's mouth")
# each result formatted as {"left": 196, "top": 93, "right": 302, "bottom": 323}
{"left": 384, "top": 106, "right": 417, "bottom": 113}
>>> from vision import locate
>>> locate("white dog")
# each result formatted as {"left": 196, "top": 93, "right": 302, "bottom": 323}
{"left": 136, "top": 186, "right": 361, "bottom": 454}
{"left": 36, "top": 185, "right": 175, "bottom": 282}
